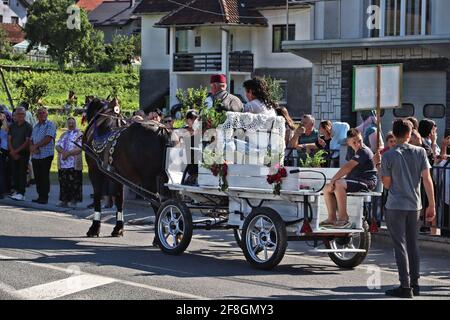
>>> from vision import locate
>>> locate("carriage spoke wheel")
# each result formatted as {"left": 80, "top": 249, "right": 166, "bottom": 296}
{"left": 325, "top": 220, "right": 371, "bottom": 269}
{"left": 155, "top": 200, "right": 193, "bottom": 255}
{"left": 242, "top": 208, "right": 287, "bottom": 270}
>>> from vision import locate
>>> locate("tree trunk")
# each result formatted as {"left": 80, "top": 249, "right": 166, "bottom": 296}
{"left": 58, "top": 56, "right": 65, "bottom": 71}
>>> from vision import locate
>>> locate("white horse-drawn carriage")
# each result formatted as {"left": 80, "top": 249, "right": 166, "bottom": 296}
{"left": 154, "top": 112, "right": 379, "bottom": 270}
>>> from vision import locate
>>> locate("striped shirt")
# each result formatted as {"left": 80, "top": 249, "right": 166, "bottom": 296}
{"left": 31, "top": 120, "right": 57, "bottom": 159}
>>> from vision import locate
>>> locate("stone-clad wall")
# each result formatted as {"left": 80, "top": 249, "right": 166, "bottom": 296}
{"left": 312, "top": 47, "right": 443, "bottom": 123}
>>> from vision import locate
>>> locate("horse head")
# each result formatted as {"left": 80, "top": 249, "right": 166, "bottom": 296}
{"left": 83, "top": 97, "right": 126, "bottom": 145}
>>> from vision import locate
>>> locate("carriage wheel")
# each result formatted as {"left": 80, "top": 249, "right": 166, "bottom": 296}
{"left": 325, "top": 221, "right": 371, "bottom": 269}
{"left": 233, "top": 229, "right": 244, "bottom": 250}
{"left": 242, "top": 208, "right": 287, "bottom": 270}
{"left": 154, "top": 200, "right": 193, "bottom": 255}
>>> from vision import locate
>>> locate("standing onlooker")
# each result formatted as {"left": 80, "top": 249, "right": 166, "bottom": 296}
{"left": 55, "top": 117, "right": 83, "bottom": 208}
{"left": 381, "top": 131, "right": 396, "bottom": 155}
{"left": 275, "top": 106, "right": 295, "bottom": 148}
{"left": 376, "top": 119, "right": 435, "bottom": 298}
{"left": 0, "top": 112, "right": 9, "bottom": 198}
{"left": 356, "top": 110, "right": 384, "bottom": 154}
{"left": 8, "top": 107, "right": 32, "bottom": 201}
{"left": 30, "top": 107, "right": 56, "bottom": 205}
{"left": 418, "top": 119, "right": 440, "bottom": 161}
{"left": 21, "top": 102, "right": 36, "bottom": 186}
{"left": 435, "top": 129, "right": 450, "bottom": 237}
{"left": 407, "top": 117, "right": 419, "bottom": 131}
{"left": 148, "top": 108, "right": 162, "bottom": 123}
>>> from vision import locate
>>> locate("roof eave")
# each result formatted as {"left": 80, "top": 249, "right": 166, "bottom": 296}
{"left": 154, "top": 22, "right": 267, "bottom": 28}
{"left": 283, "top": 35, "right": 450, "bottom": 62}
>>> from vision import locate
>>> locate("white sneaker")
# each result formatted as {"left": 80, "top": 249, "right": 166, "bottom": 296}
{"left": 9, "top": 192, "right": 17, "bottom": 199}
{"left": 12, "top": 194, "right": 25, "bottom": 201}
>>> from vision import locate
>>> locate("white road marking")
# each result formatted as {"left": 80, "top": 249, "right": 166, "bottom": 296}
{"left": 15, "top": 275, "right": 116, "bottom": 300}
{"left": 0, "top": 254, "right": 207, "bottom": 300}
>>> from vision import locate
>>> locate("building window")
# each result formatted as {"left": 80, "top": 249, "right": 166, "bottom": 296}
{"left": 276, "top": 80, "right": 288, "bottom": 105}
{"left": 367, "top": 0, "right": 381, "bottom": 38}
{"left": 272, "top": 25, "right": 295, "bottom": 53}
{"left": 366, "top": 0, "right": 431, "bottom": 37}
{"left": 2, "top": 1, "right": 9, "bottom": 5}
{"left": 175, "top": 29, "right": 188, "bottom": 53}
{"left": 393, "top": 103, "right": 415, "bottom": 117}
{"left": 423, "top": 104, "right": 445, "bottom": 119}
{"left": 195, "top": 36, "right": 201, "bottom": 47}
{"left": 11, "top": 16, "right": 19, "bottom": 24}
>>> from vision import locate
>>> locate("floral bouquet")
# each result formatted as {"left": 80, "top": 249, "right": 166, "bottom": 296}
{"left": 266, "top": 163, "right": 288, "bottom": 195}
{"left": 202, "top": 150, "right": 229, "bottom": 191}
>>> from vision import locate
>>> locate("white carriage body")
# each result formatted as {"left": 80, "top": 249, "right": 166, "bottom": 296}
{"left": 165, "top": 112, "right": 378, "bottom": 236}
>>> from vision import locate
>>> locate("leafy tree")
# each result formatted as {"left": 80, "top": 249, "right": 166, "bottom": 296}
{"left": 108, "top": 34, "right": 137, "bottom": 65}
{"left": 15, "top": 74, "right": 50, "bottom": 109}
{"left": 0, "top": 25, "right": 13, "bottom": 57}
{"left": 175, "top": 87, "right": 209, "bottom": 114}
{"left": 263, "top": 76, "right": 284, "bottom": 105}
{"left": 78, "top": 29, "right": 107, "bottom": 67}
{"left": 25, "top": 0, "right": 105, "bottom": 70}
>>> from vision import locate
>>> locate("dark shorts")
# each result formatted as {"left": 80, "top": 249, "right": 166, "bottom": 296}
{"left": 345, "top": 179, "right": 376, "bottom": 193}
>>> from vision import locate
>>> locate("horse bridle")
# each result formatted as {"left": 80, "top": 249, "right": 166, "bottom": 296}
{"left": 84, "top": 103, "right": 126, "bottom": 144}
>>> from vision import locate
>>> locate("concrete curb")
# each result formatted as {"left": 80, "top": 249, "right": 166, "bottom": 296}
{"left": 372, "top": 228, "right": 450, "bottom": 255}
{"left": 127, "top": 216, "right": 155, "bottom": 225}
{"left": 0, "top": 198, "right": 72, "bottom": 214}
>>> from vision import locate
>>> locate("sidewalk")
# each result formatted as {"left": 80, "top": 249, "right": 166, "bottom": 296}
{"left": 1, "top": 183, "right": 449, "bottom": 254}
{"left": 0, "top": 183, "right": 156, "bottom": 225}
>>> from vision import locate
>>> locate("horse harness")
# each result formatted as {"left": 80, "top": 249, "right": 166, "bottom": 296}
{"left": 92, "top": 127, "right": 127, "bottom": 166}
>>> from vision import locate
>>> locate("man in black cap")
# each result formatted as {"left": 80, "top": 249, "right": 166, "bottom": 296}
{"left": 205, "top": 74, "right": 243, "bottom": 112}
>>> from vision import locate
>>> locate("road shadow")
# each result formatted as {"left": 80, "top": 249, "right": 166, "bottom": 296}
{"left": 0, "top": 234, "right": 355, "bottom": 280}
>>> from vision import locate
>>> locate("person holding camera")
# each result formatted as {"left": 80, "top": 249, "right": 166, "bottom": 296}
{"left": 289, "top": 114, "right": 319, "bottom": 152}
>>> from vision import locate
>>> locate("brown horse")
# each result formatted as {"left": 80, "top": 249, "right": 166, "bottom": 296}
{"left": 83, "top": 98, "right": 170, "bottom": 237}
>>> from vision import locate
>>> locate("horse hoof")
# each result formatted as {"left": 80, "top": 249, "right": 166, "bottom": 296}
{"left": 111, "top": 222, "right": 124, "bottom": 237}
{"left": 111, "top": 229, "right": 124, "bottom": 237}
{"left": 87, "top": 221, "right": 101, "bottom": 237}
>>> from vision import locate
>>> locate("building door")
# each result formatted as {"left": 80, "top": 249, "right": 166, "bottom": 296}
{"left": 380, "top": 71, "right": 447, "bottom": 141}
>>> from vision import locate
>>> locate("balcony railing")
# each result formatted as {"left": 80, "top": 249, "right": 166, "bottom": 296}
{"left": 173, "top": 52, "right": 254, "bottom": 72}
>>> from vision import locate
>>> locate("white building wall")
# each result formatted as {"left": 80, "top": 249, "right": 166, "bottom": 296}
{"left": 188, "top": 27, "right": 222, "bottom": 53}
{"left": 253, "top": 8, "right": 312, "bottom": 69}
{"left": 141, "top": 14, "right": 170, "bottom": 70}
{"left": 0, "top": 0, "right": 29, "bottom": 26}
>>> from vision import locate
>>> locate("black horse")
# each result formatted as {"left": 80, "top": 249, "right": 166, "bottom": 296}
{"left": 83, "top": 98, "right": 170, "bottom": 237}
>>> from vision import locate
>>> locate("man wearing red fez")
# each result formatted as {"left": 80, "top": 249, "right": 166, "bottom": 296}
{"left": 205, "top": 74, "right": 243, "bottom": 112}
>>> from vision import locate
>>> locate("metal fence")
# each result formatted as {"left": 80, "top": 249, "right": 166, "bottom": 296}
{"left": 433, "top": 163, "right": 450, "bottom": 236}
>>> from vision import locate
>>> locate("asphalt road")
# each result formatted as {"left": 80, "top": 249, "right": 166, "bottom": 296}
{"left": 0, "top": 204, "right": 449, "bottom": 300}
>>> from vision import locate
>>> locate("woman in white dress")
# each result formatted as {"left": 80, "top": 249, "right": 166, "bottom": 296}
{"left": 243, "top": 77, "right": 277, "bottom": 117}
